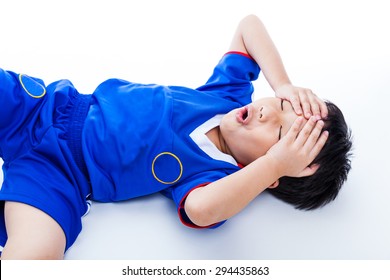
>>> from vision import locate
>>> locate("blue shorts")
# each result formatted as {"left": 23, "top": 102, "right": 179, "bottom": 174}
{"left": 0, "top": 69, "right": 91, "bottom": 251}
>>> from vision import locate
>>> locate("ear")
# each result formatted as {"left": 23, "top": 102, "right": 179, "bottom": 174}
{"left": 297, "top": 163, "right": 320, "bottom": 177}
{"left": 268, "top": 180, "right": 279, "bottom": 189}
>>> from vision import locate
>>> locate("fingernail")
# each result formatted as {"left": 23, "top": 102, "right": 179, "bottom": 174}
{"left": 324, "top": 130, "right": 329, "bottom": 137}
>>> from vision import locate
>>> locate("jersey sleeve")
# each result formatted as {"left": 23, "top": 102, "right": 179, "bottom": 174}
{"left": 160, "top": 173, "right": 228, "bottom": 229}
{"left": 196, "top": 52, "right": 261, "bottom": 105}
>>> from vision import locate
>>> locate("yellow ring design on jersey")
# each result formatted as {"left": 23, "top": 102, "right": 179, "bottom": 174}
{"left": 19, "top": 74, "right": 46, "bottom": 98}
{"left": 152, "top": 152, "right": 183, "bottom": 184}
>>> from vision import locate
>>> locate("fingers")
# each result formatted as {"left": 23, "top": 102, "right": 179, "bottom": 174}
{"left": 297, "top": 163, "right": 320, "bottom": 177}
{"left": 298, "top": 88, "right": 327, "bottom": 120}
{"left": 286, "top": 115, "right": 328, "bottom": 146}
{"left": 275, "top": 84, "right": 327, "bottom": 119}
{"left": 285, "top": 116, "right": 304, "bottom": 141}
{"left": 307, "top": 92, "right": 329, "bottom": 119}
{"left": 309, "top": 128, "right": 329, "bottom": 159}
{"left": 296, "top": 116, "right": 322, "bottom": 143}
{"left": 275, "top": 84, "right": 328, "bottom": 119}
{"left": 297, "top": 90, "right": 311, "bottom": 119}
{"left": 305, "top": 92, "right": 320, "bottom": 118}
{"left": 268, "top": 115, "right": 328, "bottom": 178}
{"left": 296, "top": 116, "right": 329, "bottom": 160}
{"left": 289, "top": 95, "right": 303, "bottom": 116}
{"left": 318, "top": 98, "right": 329, "bottom": 119}
{"left": 294, "top": 116, "right": 319, "bottom": 147}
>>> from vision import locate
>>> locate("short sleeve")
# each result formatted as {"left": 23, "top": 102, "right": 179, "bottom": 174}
{"left": 160, "top": 173, "right": 228, "bottom": 229}
{"left": 196, "top": 52, "right": 261, "bottom": 105}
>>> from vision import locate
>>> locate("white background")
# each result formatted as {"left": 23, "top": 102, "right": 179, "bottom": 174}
{"left": 1, "top": 0, "right": 389, "bottom": 260}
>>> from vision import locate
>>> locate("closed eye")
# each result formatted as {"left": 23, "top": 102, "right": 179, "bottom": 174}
{"left": 278, "top": 126, "right": 282, "bottom": 140}
{"left": 278, "top": 99, "right": 284, "bottom": 140}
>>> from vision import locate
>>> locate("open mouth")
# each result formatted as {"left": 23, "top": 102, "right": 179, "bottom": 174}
{"left": 243, "top": 109, "right": 249, "bottom": 120}
{"left": 236, "top": 106, "right": 250, "bottom": 124}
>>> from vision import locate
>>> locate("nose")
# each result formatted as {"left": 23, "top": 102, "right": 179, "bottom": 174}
{"left": 259, "top": 105, "right": 278, "bottom": 123}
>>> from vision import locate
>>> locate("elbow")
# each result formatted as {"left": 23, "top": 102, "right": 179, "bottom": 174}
{"left": 184, "top": 198, "right": 218, "bottom": 227}
{"left": 241, "top": 14, "right": 263, "bottom": 27}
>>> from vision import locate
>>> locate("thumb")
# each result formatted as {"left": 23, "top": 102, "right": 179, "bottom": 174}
{"left": 268, "top": 180, "right": 279, "bottom": 189}
{"left": 296, "top": 164, "right": 320, "bottom": 177}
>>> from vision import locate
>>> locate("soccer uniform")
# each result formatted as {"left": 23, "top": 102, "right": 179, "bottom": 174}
{"left": 0, "top": 52, "right": 260, "bottom": 251}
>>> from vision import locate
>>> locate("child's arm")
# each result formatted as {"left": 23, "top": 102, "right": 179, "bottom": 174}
{"left": 185, "top": 116, "right": 328, "bottom": 227}
{"left": 184, "top": 15, "right": 329, "bottom": 227}
{"left": 229, "top": 14, "right": 328, "bottom": 119}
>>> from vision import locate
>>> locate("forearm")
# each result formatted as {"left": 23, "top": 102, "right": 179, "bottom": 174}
{"left": 185, "top": 154, "right": 280, "bottom": 226}
{"left": 229, "top": 14, "right": 291, "bottom": 91}
{"left": 185, "top": 116, "right": 327, "bottom": 227}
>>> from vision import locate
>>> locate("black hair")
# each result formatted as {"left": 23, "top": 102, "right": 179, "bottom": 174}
{"left": 268, "top": 101, "right": 353, "bottom": 210}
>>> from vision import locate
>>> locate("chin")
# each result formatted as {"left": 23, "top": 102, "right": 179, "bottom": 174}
{"left": 230, "top": 150, "right": 254, "bottom": 167}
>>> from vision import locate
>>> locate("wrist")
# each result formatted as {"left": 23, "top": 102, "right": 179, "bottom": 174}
{"left": 274, "top": 82, "right": 293, "bottom": 94}
{"left": 263, "top": 153, "right": 284, "bottom": 180}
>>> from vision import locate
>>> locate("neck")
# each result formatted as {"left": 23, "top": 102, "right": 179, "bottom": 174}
{"left": 206, "top": 126, "right": 232, "bottom": 156}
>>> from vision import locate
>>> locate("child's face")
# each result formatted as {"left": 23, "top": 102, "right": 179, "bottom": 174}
{"left": 221, "top": 97, "right": 302, "bottom": 165}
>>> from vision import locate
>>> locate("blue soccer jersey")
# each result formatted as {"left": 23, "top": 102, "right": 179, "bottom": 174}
{"left": 83, "top": 52, "right": 260, "bottom": 227}
{"left": 0, "top": 52, "right": 260, "bottom": 251}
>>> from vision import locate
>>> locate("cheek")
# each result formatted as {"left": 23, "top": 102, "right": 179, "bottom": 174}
{"left": 220, "top": 112, "right": 238, "bottom": 132}
{"left": 251, "top": 132, "right": 277, "bottom": 156}
{"left": 257, "top": 138, "right": 275, "bottom": 154}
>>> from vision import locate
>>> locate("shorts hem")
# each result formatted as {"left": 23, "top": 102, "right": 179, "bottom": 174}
{"left": 0, "top": 192, "right": 81, "bottom": 251}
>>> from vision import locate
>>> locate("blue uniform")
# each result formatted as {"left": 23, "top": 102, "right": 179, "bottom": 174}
{"left": 0, "top": 52, "right": 260, "bottom": 251}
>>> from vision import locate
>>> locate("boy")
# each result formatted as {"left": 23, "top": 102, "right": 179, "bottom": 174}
{"left": 0, "top": 15, "right": 352, "bottom": 259}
